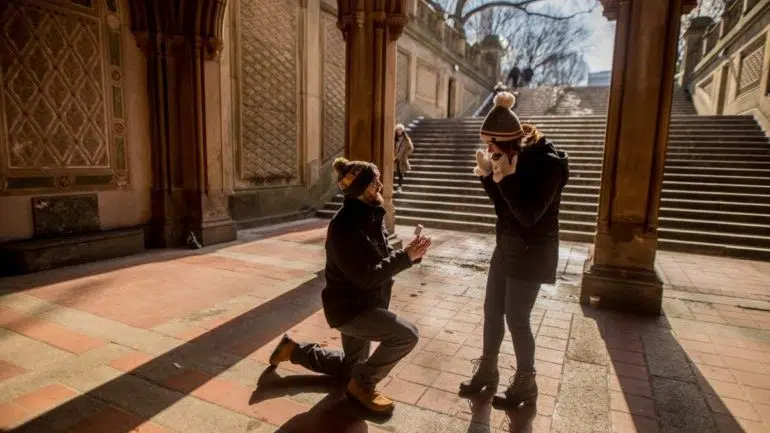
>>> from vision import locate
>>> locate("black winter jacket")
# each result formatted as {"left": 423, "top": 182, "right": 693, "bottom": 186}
{"left": 480, "top": 136, "right": 569, "bottom": 283}
{"left": 322, "top": 198, "right": 413, "bottom": 328}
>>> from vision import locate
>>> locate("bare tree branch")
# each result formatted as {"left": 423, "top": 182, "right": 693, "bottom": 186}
{"left": 448, "top": 1, "right": 595, "bottom": 25}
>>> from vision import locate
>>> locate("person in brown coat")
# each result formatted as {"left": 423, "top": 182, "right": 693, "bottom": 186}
{"left": 394, "top": 123, "right": 414, "bottom": 193}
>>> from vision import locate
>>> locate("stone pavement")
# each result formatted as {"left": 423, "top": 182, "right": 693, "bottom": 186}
{"left": 1, "top": 219, "right": 769, "bottom": 433}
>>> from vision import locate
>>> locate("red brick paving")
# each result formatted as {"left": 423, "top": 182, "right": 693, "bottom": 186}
{"left": 0, "top": 360, "right": 27, "bottom": 383}
{"left": 0, "top": 306, "right": 105, "bottom": 354}
{"left": 0, "top": 220, "right": 769, "bottom": 432}
{"left": 0, "top": 402, "right": 29, "bottom": 429}
{"left": 65, "top": 406, "right": 174, "bottom": 433}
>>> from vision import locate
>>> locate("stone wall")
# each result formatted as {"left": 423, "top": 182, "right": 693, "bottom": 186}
{"left": 0, "top": 0, "right": 152, "bottom": 242}
{"left": 225, "top": 0, "right": 498, "bottom": 228}
{"left": 682, "top": 0, "right": 770, "bottom": 132}
{"left": 0, "top": 0, "right": 498, "bottom": 245}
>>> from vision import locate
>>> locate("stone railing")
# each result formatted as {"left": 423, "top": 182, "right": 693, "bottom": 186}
{"left": 681, "top": 0, "right": 766, "bottom": 80}
{"left": 409, "top": 0, "right": 501, "bottom": 83}
{"left": 679, "top": 0, "right": 769, "bottom": 129}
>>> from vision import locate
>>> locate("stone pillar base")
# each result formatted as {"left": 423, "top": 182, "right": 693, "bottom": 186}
{"left": 580, "top": 259, "right": 663, "bottom": 316}
{"left": 197, "top": 218, "right": 238, "bottom": 246}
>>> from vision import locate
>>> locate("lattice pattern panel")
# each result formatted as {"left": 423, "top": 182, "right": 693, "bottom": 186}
{"left": 738, "top": 39, "right": 765, "bottom": 95}
{"left": 322, "top": 14, "right": 345, "bottom": 163}
{"left": 397, "top": 50, "right": 409, "bottom": 104}
{"left": 239, "top": 0, "right": 298, "bottom": 185}
{"left": 0, "top": 0, "right": 128, "bottom": 194}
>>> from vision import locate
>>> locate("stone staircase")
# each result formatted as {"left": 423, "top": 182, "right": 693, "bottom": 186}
{"left": 317, "top": 87, "right": 770, "bottom": 260}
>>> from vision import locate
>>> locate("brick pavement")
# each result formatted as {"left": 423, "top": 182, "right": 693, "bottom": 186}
{"left": 0, "top": 219, "right": 769, "bottom": 433}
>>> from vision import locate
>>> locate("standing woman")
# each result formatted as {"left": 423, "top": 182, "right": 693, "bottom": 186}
{"left": 459, "top": 91, "right": 569, "bottom": 409}
{"left": 394, "top": 124, "right": 414, "bottom": 193}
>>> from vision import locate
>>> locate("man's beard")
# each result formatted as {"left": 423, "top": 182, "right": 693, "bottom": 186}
{"left": 363, "top": 189, "right": 384, "bottom": 206}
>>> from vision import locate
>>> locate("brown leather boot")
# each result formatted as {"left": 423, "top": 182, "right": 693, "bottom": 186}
{"left": 458, "top": 356, "right": 499, "bottom": 394}
{"left": 492, "top": 371, "right": 538, "bottom": 408}
{"left": 346, "top": 378, "right": 395, "bottom": 414}
{"left": 268, "top": 334, "right": 297, "bottom": 367}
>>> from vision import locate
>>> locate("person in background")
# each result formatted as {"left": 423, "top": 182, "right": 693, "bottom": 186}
{"left": 506, "top": 66, "right": 521, "bottom": 88}
{"left": 394, "top": 123, "right": 414, "bottom": 194}
{"left": 459, "top": 91, "right": 569, "bottom": 409}
{"left": 521, "top": 67, "right": 534, "bottom": 87}
{"left": 269, "top": 157, "right": 431, "bottom": 415}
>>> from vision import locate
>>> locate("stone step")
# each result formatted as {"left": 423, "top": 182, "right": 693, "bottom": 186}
{"left": 405, "top": 166, "right": 770, "bottom": 180}
{"left": 398, "top": 192, "right": 770, "bottom": 219}
{"left": 409, "top": 135, "right": 769, "bottom": 144}
{"left": 322, "top": 109, "right": 770, "bottom": 260}
{"left": 410, "top": 156, "right": 770, "bottom": 171}
{"left": 417, "top": 115, "right": 756, "bottom": 123}
{"left": 319, "top": 203, "right": 770, "bottom": 253}
{"left": 401, "top": 174, "right": 770, "bottom": 195}
{"left": 410, "top": 151, "right": 770, "bottom": 164}
{"left": 411, "top": 145, "right": 770, "bottom": 154}
{"left": 411, "top": 125, "right": 764, "bottom": 133}
{"left": 386, "top": 196, "right": 770, "bottom": 228}
{"left": 314, "top": 209, "right": 770, "bottom": 260}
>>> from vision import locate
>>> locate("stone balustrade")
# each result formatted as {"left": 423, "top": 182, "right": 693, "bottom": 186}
{"left": 679, "top": 0, "right": 769, "bottom": 129}
{"left": 408, "top": 0, "right": 499, "bottom": 82}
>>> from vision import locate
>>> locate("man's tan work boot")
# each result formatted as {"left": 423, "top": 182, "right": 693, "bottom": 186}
{"left": 346, "top": 378, "right": 395, "bottom": 415}
{"left": 269, "top": 334, "right": 297, "bottom": 367}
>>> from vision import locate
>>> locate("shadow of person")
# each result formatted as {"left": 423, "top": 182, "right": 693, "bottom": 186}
{"left": 462, "top": 388, "right": 496, "bottom": 428}
{"left": 274, "top": 389, "right": 396, "bottom": 433}
{"left": 252, "top": 367, "right": 391, "bottom": 432}
{"left": 459, "top": 389, "right": 538, "bottom": 433}
{"left": 504, "top": 403, "right": 537, "bottom": 433}
{"left": 276, "top": 392, "right": 376, "bottom": 433}
{"left": 249, "top": 366, "right": 344, "bottom": 404}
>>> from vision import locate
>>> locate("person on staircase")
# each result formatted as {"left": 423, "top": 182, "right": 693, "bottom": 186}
{"left": 394, "top": 123, "right": 414, "bottom": 194}
{"left": 269, "top": 157, "right": 432, "bottom": 415}
{"left": 461, "top": 91, "right": 569, "bottom": 409}
{"left": 506, "top": 66, "right": 521, "bottom": 89}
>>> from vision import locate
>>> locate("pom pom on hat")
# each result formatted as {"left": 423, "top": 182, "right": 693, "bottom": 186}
{"left": 333, "top": 157, "right": 377, "bottom": 198}
{"left": 493, "top": 91, "right": 516, "bottom": 109}
{"left": 332, "top": 157, "right": 349, "bottom": 177}
{"left": 480, "top": 91, "right": 523, "bottom": 143}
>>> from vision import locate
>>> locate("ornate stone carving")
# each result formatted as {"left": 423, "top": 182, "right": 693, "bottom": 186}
{"left": 0, "top": 0, "right": 129, "bottom": 194}
{"left": 238, "top": 0, "right": 299, "bottom": 186}
{"left": 322, "top": 14, "right": 345, "bottom": 163}
{"left": 738, "top": 37, "right": 764, "bottom": 95}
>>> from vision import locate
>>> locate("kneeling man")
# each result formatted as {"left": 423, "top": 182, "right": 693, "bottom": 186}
{"left": 269, "top": 157, "right": 431, "bottom": 414}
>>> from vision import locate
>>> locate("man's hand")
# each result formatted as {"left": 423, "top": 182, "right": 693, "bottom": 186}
{"left": 473, "top": 150, "right": 492, "bottom": 177}
{"left": 405, "top": 235, "right": 432, "bottom": 262}
{"left": 492, "top": 153, "right": 518, "bottom": 183}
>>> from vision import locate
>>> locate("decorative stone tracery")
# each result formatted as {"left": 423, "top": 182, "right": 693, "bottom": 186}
{"left": 0, "top": 0, "right": 128, "bottom": 194}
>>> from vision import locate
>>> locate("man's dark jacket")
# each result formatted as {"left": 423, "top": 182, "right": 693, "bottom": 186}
{"left": 481, "top": 136, "right": 569, "bottom": 283}
{"left": 322, "top": 198, "right": 413, "bottom": 328}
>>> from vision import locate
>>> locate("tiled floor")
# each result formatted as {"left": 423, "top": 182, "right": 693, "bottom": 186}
{"left": 0, "top": 219, "right": 769, "bottom": 433}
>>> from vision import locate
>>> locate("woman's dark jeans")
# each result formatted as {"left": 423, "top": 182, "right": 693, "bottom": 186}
{"left": 482, "top": 247, "right": 541, "bottom": 372}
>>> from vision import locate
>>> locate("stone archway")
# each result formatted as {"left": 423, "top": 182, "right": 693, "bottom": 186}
{"left": 126, "top": 0, "right": 235, "bottom": 248}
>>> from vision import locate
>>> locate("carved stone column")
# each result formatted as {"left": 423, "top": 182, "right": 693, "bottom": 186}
{"left": 336, "top": 1, "right": 409, "bottom": 235}
{"left": 580, "top": 0, "right": 696, "bottom": 314}
{"left": 129, "top": 1, "right": 237, "bottom": 248}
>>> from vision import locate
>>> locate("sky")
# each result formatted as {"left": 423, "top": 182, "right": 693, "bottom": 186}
{"left": 530, "top": 0, "right": 617, "bottom": 73}
{"left": 445, "top": 0, "right": 618, "bottom": 73}
{"left": 581, "top": 7, "right": 616, "bottom": 72}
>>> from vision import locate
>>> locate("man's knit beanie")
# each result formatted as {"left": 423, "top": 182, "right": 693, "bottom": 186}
{"left": 333, "top": 157, "right": 377, "bottom": 198}
{"left": 479, "top": 91, "right": 524, "bottom": 144}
